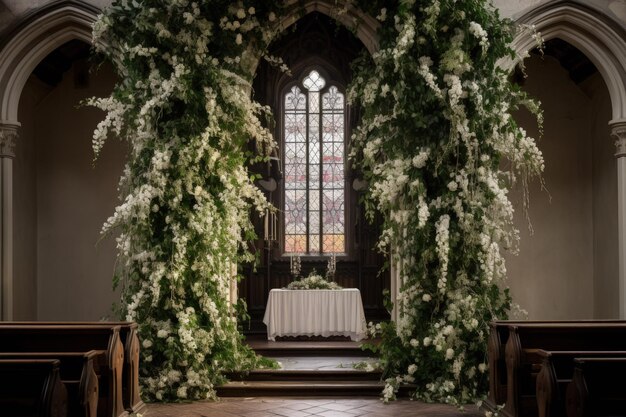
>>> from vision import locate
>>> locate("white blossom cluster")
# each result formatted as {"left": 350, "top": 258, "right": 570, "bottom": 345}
{"left": 349, "top": 0, "right": 544, "bottom": 406}
{"left": 90, "top": 0, "right": 282, "bottom": 401}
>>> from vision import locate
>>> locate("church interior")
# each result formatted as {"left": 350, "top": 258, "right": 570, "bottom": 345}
{"left": 0, "top": 0, "right": 625, "bottom": 416}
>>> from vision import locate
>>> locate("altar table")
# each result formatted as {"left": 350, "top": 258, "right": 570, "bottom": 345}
{"left": 263, "top": 288, "right": 367, "bottom": 341}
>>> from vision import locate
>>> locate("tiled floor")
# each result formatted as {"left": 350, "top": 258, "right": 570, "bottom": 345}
{"left": 144, "top": 397, "right": 483, "bottom": 417}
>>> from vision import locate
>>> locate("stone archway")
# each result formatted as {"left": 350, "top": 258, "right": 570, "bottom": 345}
{"left": 277, "top": 0, "right": 380, "bottom": 55}
{"left": 0, "top": 0, "right": 100, "bottom": 319}
{"left": 513, "top": 1, "right": 626, "bottom": 318}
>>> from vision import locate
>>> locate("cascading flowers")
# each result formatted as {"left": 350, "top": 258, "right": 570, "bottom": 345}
{"left": 90, "top": 0, "right": 544, "bottom": 406}
{"left": 348, "top": 0, "right": 544, "bottom": 406}
{"left": 89, "top": 0, "right": 284, "bottom": 401}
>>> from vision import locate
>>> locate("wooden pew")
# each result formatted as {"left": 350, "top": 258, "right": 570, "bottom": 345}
{"left": 0, "top": 351, "right": 103, "bottom": 417}
{"left": 484, "top": 320, "right": 624, "bottom": 412}
{"left": 0, "top": 359, "right": 68, "bottom": 417}
{"left": 0, "top": 325, "right": 127, "bottom": 417}
{"left": 503, "top": 323, "right": 626, "bottom": 417}
{"left": 566, "top": 358, "right": 626, "bottom": 417}
{"left": 6, "top": 321, "right": 143, "bottom": 414}
{"left": 535, "top": 350, "right": 626, "bottom": 417}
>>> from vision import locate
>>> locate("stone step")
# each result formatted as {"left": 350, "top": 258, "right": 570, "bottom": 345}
{"left": 228, "top": 368, "right": 382, "bottom": 382}
{"left": 217, "top": 380, "right": 415, "bottom": 397}
{"left": 246, "top": 339, "right": 378, "bottom": 357}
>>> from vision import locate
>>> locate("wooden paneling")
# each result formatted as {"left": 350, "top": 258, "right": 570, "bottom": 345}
{"left": 241, "top": 13, "right": 389, "bottom": 334}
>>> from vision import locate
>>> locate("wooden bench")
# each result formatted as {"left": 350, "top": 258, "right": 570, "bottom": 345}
{"left": 484, "top": 320, "right": 624, "bottom": 412}
{"left": 0, "top": 359, "right": 68, "bottom": 417}
{"left": 0, "top": 325, "right": 127, "bottom": 417}
{"left": 535, "top": 350, "right": 626, "bottom": 417}
{"left": 503, "top": 323, "right": 626, "bottom": 417}
{"left": 6, "top": 321, "right": 143, "bottom": 414}
{"left": 566, "top": 358, "right": 626, "bottom": 417}
{"left": 0, "top": 351, "right": 103, "bottom": 417}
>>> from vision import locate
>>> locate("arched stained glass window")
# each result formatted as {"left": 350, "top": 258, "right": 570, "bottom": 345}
{"left": 283, "top": 69, "right": 346, "bottom": 255}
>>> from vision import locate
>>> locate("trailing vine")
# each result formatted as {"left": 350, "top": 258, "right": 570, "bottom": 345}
{"left": 89, "top": 0, "right": 543, "bottom": 405}
{"left": 348, "top": 0, "right": 543, "bottom": 405}
{"left": 89, "top": 0, "right": 283, "bottom": 401}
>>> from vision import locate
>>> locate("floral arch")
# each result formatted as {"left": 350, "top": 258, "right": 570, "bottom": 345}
{"left": 85, "top": 0, "right": 549, "bottom": 404}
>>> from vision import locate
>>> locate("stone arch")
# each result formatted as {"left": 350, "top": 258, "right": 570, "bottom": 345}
{"left": 277, "top": 0, "right": 380, "bottom": 55}
{"left": 0, "top": 0, "right": 100, "bottom": 319}
{"left": 0, "top": 0, "right": 100, "bottom": 125}
{"left": 513, "top": 1, "right": 626, "bottom": 318}
{"left": 513, "top": 1, "right": 626, "bottom": 123}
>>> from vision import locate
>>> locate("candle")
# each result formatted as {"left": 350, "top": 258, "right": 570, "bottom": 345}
{"left": 264, "top": 209, "right": 268, "bottom": 241}
{"left": 272, "top": 212, "right": 277, "bottom": 241}
{"left": 290, "top": 254, "right": 293, "bottom": 273}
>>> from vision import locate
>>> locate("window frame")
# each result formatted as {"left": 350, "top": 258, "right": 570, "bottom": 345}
{"left": 278, "top": 65, "right": 353, "bottom": 260}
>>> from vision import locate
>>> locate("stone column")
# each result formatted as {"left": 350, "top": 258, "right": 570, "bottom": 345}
{"left": 390, "top": 257, "right": 398, "bottom": 322}
{"left": 612, "top": 120, "right": 626, "bottom": 319}
{"left": 0, "top": 122, "right": 17, "bottom": 320}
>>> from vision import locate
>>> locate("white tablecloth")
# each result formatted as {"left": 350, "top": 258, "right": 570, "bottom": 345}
{"left": 263, "top": 288, "right": 367, "bottom": 341}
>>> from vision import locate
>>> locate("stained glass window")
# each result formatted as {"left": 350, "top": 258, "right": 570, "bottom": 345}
{"left": 284, "top": 70, "right": 346, "bottom": 255}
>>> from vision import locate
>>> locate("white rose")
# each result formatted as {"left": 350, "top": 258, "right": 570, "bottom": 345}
{"left": 408, "top": 364, "right": 417, "bottom": 375}
{"left": 422, "top": 294, "right": 432, "bottom": 302}
{"left": 142, "top": 339, "right": 153, "bottom": 348}
{"left": 410, "top": 338, "right": 419, "bottom": 347}
{"left": 236, "top": 9, "right": 245, "bottom": 19}
{"left": 478, "top": 363, "right": 487, "bottom": 373}
{"left": 423, "top": 337, "right": 432, "bottom": 346}
{"left": 157, "top": 329, "right": 168, "bottom": 338}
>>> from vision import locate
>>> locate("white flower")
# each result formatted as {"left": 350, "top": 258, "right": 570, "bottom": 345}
{"left": 408, "top": 364, "right": 417, "bottom": 375}
{"left": 446, "top": 348, "right": 455, "bottom": 360}
{"left": 177, "top": 385, "right": 188, "bottom": 398}
{"left": 235, "top": 34, "right": 242, "bottom": 45}
{"left": 236, "top": 9, "right": 245, "bottom": 19}
{"left": 248, "top": 7, "right": 255, "bottom": 15}
{"left": 268, "top": 12, "right": 276, "bottom": 22}
{"left": 142, "top": 339, "right": 153, "bottom": 348}
{"left": 423, "top": 337, "right": 432, "bottom": 346}
{"left": 157, "top": 329, "right": 168, "bottom": 338}
{"left": 377, "top": 8, "right": 387, "bottom": 22}
{"left": 410, "top": 338, "right": 419, "bottom": 347}
{"left": 422, "top": 294, "right": 432, "bottom": 302}
{"left": 478, "top": 363, "right": 487, "bottom": 373}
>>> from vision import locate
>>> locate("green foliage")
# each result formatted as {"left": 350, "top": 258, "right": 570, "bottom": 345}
{"left": 348, "top": 0, "right": 543, "bottom": 405}
{"left": 89, "top": 0, "right": 283, "bottom": 402}
{"left": 90, "top": 0, "right": 543, "bottom": 406}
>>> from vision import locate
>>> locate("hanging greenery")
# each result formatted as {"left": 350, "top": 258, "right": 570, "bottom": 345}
{"left": 89, "top": 0, "right": 543, "bottom": 406}
{"left": 348, "top": 0, "right": 543, "bottom": 405}
{"left": 89, "top": 0, "right": 284, "bottom": 401}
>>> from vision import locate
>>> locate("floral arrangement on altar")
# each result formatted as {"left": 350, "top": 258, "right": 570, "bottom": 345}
{"left": 88, "top": 0, "right": 544, "bottom": 407}
{"left": 286, "top": 273, "right": 343, "bottom": 290}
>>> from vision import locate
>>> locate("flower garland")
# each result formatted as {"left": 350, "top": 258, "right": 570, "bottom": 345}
{"left": 287, "top": 274, "right": 343, "bottom": 290}
{"left": 90, "top": 0, "right": 543, "bottom": 406}
{"left": 89, "top": 0, "right": 283, "bottom": 401}
{"left": 348, "top": 0, "right": 543, "bottom": 405}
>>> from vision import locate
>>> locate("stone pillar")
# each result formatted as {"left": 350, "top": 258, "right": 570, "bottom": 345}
{"left": 390, "top": 256, "right": 398, "bottom": 322}
{"left": 0, "top": 122, "right": 17, "bottom": 321}
{"left": 612, "top": 120, "right": 626, "bottom": 319}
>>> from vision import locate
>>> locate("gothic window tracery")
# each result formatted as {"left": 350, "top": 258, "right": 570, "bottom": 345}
{"left": 283, "top": 69, "right": 346, "bottom": 255}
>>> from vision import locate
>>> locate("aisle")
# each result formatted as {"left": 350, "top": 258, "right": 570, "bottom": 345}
{"left": 144, "top": 397, "right": 483, "bottom": 417}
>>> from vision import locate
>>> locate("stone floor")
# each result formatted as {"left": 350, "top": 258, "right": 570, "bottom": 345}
{"left": 270, "top": 356, "right": 379, "bottom": 371}
{"left": 144, "top": 397, "right": 483, "bottom": 417}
